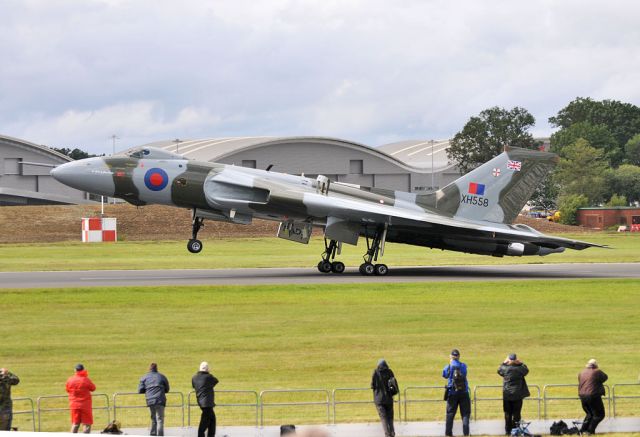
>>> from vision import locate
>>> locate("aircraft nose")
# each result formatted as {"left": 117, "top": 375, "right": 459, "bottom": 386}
{"left": 51, "top": 158, "right": 116, "bottom": 196}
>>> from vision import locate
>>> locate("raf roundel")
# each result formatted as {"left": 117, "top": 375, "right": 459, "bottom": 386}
{"left": 144, "top": 168, "right": 169, "bottom": 191}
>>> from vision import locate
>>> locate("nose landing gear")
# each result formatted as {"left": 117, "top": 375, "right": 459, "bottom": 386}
{"left": 187, "top": 212, "right": 204, "bottom": 254}
{"left": 317, "top": 238, "right": 345, "bottom": 274}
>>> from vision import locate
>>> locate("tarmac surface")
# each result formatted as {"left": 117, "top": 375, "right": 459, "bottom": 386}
{"left": 1, "top": 263, "right": 639, "bottom": 288}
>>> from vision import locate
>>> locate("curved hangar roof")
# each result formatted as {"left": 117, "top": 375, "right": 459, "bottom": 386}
{"left": 137, "top": 136, "right": 455, "bottom": 172}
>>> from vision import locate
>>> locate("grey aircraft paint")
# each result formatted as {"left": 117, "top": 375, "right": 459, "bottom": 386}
{"left": 50, "top": 146, "right": 602, "bottom": 275}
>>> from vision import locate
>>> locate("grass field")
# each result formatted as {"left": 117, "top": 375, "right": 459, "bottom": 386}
{"left": 0, "top": 233, "right": 639, "bottom": 272}
{"left": 2, "top": 279, "right": 639, "bottom": 430}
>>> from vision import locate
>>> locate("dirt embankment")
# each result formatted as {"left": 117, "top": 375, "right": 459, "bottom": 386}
{"left": 0, "top": 204, "right": 593, "bottom": 244}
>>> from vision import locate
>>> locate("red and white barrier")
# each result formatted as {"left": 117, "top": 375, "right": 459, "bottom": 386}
{"left": 81, "top": 217, "right": 117, "bottom": 242}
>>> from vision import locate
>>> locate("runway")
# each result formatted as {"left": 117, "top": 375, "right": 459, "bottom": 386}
{"left": 1, "top": 263, "right": 639, "bottom": 288}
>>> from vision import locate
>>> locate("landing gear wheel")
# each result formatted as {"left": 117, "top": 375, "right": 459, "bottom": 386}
{"left": 187, "top": 239, "right": 203, "bottom": 254}
{"left": 331, "top": 261, "right": 345, "bottom": 274}
{"left": 359, "top": 262, "right": 375, "bottom": 276}
{"left": 374, "top": 263, "right": 389, "bottom": 276}
{"left": 318, "top": 260, "right": 332, "bottom": 273}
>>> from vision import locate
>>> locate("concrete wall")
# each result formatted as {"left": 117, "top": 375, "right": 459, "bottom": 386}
{"left": 0, "top": 138, "right": 88, "bottom": 205}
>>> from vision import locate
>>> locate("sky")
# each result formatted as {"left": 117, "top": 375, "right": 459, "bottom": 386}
{"left": 1, "top": 0, "right": 639, "bottom": 154}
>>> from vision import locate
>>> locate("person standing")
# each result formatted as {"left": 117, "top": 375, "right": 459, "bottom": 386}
{"left": 0, "top": 368, "right": 20, "bottom": 431}
{"left": 498, "top": 353, "right": 530, "bottom": 435}
{"left": 138, "top": 363, "right": 170, "bottom": 436}
{"left": 66, "top": 364, "right": 96, "bottom": 434}
{"left": 442, "top": 349, "right": 470, "bottom": 437}
{"left": 370, "top": 359, "right": 398, "bottom": 437}
{"left": 578, "top": 359, "right": 608, "bottom": 435}
{"left": 192, "top": 362, "right": 219, "bottom": 437}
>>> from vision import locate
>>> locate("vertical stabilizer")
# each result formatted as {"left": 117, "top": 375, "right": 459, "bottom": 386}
{"left": 419, "top": 147, "right": 558, "bottom": 224}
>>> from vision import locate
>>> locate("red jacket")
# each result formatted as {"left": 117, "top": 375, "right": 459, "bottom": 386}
{"left": 66, "top": 370, "right": 96, "bottom": 409}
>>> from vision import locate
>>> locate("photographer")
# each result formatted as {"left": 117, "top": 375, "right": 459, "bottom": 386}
{"left": 0, "top": 368, "right": 20, "bottom": 431}
{"left": 498, "top": 353, "right": 530, "bottom": 434}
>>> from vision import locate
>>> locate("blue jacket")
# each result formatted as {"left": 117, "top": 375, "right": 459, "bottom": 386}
{"left": 138, "top": 370, "right": 170, "bottom": 406}
{"left": 442, "top": 360, "right": 469, "bottom": 393}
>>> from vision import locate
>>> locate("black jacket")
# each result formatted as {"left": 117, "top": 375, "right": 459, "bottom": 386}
{"left": 371, "top": 361, "right": 395, "bottom": 406}
{"left": 192, "top": 371, "right": 219, "bottom": 408}
{"left": 138, "top": 371, "right": 170, "bottom": 406}
{"left": 498, "top": 362, "right": 530, "bottom": 401}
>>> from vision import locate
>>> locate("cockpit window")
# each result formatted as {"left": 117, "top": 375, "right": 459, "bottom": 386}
{"left": 128, "top": 149, "right": 149, "bottom": 159}
{"left": 126, "top": 147, "right": 182, "bottom": 160}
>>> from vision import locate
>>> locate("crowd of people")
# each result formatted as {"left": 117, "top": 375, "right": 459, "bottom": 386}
{"left": 370, "top": 350, "right": 609, "bottom": 437}
{"left": 0, "top": 353, "right": 612, "bottom": 437}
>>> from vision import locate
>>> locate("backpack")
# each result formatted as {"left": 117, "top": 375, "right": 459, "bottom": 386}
{"left": 101, "top": 420, "right": 123, "bottom": 435}
{"left": 452, "top": 366, "right": 466, "bottom": 391}
{"left": 387, "top": 376, "right": 399, "bottom": 397}
{"left": 550, "top": 420, "right": 568, "bottom": 436}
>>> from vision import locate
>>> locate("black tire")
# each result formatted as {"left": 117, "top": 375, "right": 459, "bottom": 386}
{"left": 331, "top": 261, "right": 345, "bottom": 274}
{"left": 187, "top": 239, "right": 203, "bottom": 253}
{"left": 319, "top": 260, "right": 332, "bottom": 273}
{"left": 359, "top": 262, "right": 375, "bottom": 275}
{"left": 374, "top": 263, "right": 389, "bottom": 276}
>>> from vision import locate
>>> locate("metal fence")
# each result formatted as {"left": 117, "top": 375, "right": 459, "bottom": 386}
{"left": 187, "top": 390, "right": 259, "bottom": 428}
{"left": 332, "top": 387, "right": 402, "bottom": 424}
{"left": 10, "top": 397, "right": 36, "bottom": 432}
{"left": 259, "top": 389, "right": 330, "bottom": 427}
{"left": 16, "top": 383, "right": 640, "bottom": 431}
{"left": 473, "top": 385, "right": 542, "bottom": 420}
{"left": 543, "top": 384, "right": 612, "bottom": 420}
{"left": 612, "top": 383, "right": 640, "bottom": 417}
{"left": 113, "top": 392, "right": 185, "bottom": 428}
{"left": 36, "top": 393, "right": 110, "bottom": 432}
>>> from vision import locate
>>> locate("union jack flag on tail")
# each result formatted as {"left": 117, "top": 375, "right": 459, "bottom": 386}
{"left": 507, "top": 160, "right": 522, "bottom": 171}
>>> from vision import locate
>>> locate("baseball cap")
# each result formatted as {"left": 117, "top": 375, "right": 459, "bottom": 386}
{"left": 509, "top": 353, "right": 517, "bottom": 360}
{"left": 75, "top": 363, "right": 84, "bottom": 371}
{"left": 450, "top": 349, "right": 460, "bottom": 357}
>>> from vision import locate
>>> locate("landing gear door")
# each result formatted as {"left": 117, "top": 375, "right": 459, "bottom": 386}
{"left": 277, "top": 221, "right": 313, "bottom": 244}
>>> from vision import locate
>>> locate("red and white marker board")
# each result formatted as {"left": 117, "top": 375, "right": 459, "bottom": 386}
{"left": 81, "top": 217, "right": 117, "bottom": 242}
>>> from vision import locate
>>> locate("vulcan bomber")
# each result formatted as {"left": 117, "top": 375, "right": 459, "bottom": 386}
{"left": 51, "top": 145, "right": 601, "bottom": 276}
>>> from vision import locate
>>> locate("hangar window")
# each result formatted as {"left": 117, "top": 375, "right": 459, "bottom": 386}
{"left": 4, "top": 158, "right": 22, "bottom": 175}
{"left": 241, "top": 160, "right": 257, "bottom": 169}
{"left": 349, "top": 160, "right": 363, "bottom": 174}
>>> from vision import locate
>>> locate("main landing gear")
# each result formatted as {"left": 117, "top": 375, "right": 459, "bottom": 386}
{"left": 358, "top": 227, "right": 388, "bottom": 276}
{"left": 187, "top": 212, "right": 204, "bottom": 254}
{"left": 317, "top": 238, "right": 346, "bottom": 274}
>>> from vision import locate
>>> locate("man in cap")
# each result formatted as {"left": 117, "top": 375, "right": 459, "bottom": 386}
{"left": 498, "top": 353, "right": 530, "bottom": 435}
{"left": 0, "top": 367, "right": 20, "bottom": 431}
{"left": 371, "top": 359, "right": 398, "bottom": 437}
{"left": 578, "top": 359, "right": 608, "bottom": 435}
{"left": 442, "top": 349, "right": 470, "bottom": 436}
{"left": 138, "top": 363, "right": 170, "bottom": 436}
{"left": 192, "top": 361, "right": 219, "bottom": 437}
{"left": 66, "top": 364, "right": 96, "bottom": 433}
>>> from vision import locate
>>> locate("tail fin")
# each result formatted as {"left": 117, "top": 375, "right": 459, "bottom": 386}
{"left": 418, "top": 146, "right": 558, "bottom": 224}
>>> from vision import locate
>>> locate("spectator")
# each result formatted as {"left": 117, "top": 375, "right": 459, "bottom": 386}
{"left": 498, "top": 353, "right": 530, "bottom": 435}
{"left": 578, "top": 359, "right": 608, "bottom": 435}
{"left": 370, "top": 359, "right": 397, "bottom": 437}
{"left": 192, "top": 362, "right": 219, "bottom": 437}
{"left": 138, "top": 363, "right": 170, "bottom": 436}
{"left": 66, "top": 364, "right": 96, "bottom": 434}
{"left": 0, "top": 368, "right": 20, "bottom": 431}
{"left": 442, "top": 349, "right": 470, "bottom": 437}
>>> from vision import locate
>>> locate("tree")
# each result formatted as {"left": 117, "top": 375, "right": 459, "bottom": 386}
{"left": 553, "top": 139, "right": 608, "bottom": 204}
{"left": 549, "top": 121, "right": 620, "bottom": 165}
{"left": 625, "top": 134, "right": 640, "bottom": 166}
{"left": 52, "top": 147, "right": 94, "bottom": 160}
{"left": 549, "top": 97, "right": 640, "bottom": 148}
{"left": 448, "top": 106, "right": 538, "bottom": 174}
{"left": 606, "top": 194, "right": 627, "bottom": 207}
{"left": 606, "top": 164, "right": 640, "bottom": 204}
{"left": 557, "top": 194, "right": 589, "bottom": 225}
{"left": 529, "top": 176, "right": 559, "bottom": 213}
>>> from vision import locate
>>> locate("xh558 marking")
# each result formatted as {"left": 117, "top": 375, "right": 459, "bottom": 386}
{"left": 51, "top": 146, "right": 602, "bottom": 276}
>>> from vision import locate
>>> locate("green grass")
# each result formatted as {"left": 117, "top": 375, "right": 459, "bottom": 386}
{"left": 0, "top": 233, "right": 638, "bottom": 272}
{"left": 2, "top": 279, "right": 639, "bottom": 430}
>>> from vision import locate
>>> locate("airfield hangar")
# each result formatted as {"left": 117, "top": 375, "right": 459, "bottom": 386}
{"left": 0, "top": 134, "right": 89, "bottom": 206}
{"left": 0, "top": 134, "right": 461, "bottom": 205}
{"left": 141, "top": 136, "right": 461, "bottom": 193}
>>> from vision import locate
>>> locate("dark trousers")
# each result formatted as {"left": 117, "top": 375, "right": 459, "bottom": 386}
{"left": 580, "top": 395, "right": 605, "bottom": 434}
{"left": 503, "top": 399, "right": 523, "bottom": 434}
{"left": 375, "top": 403, "right": 395, "bottom": 437}
{"left": 149, "top": 404, "right": 165, "bottom": 436}
{"left": 0, "top": 409, "right": 12, "bottom": 431}
{"left": 198, "top": 407, "right": 216, "bottom": 437}
{"left": 446, "top": 392, "right": 471, "bottom": 436}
